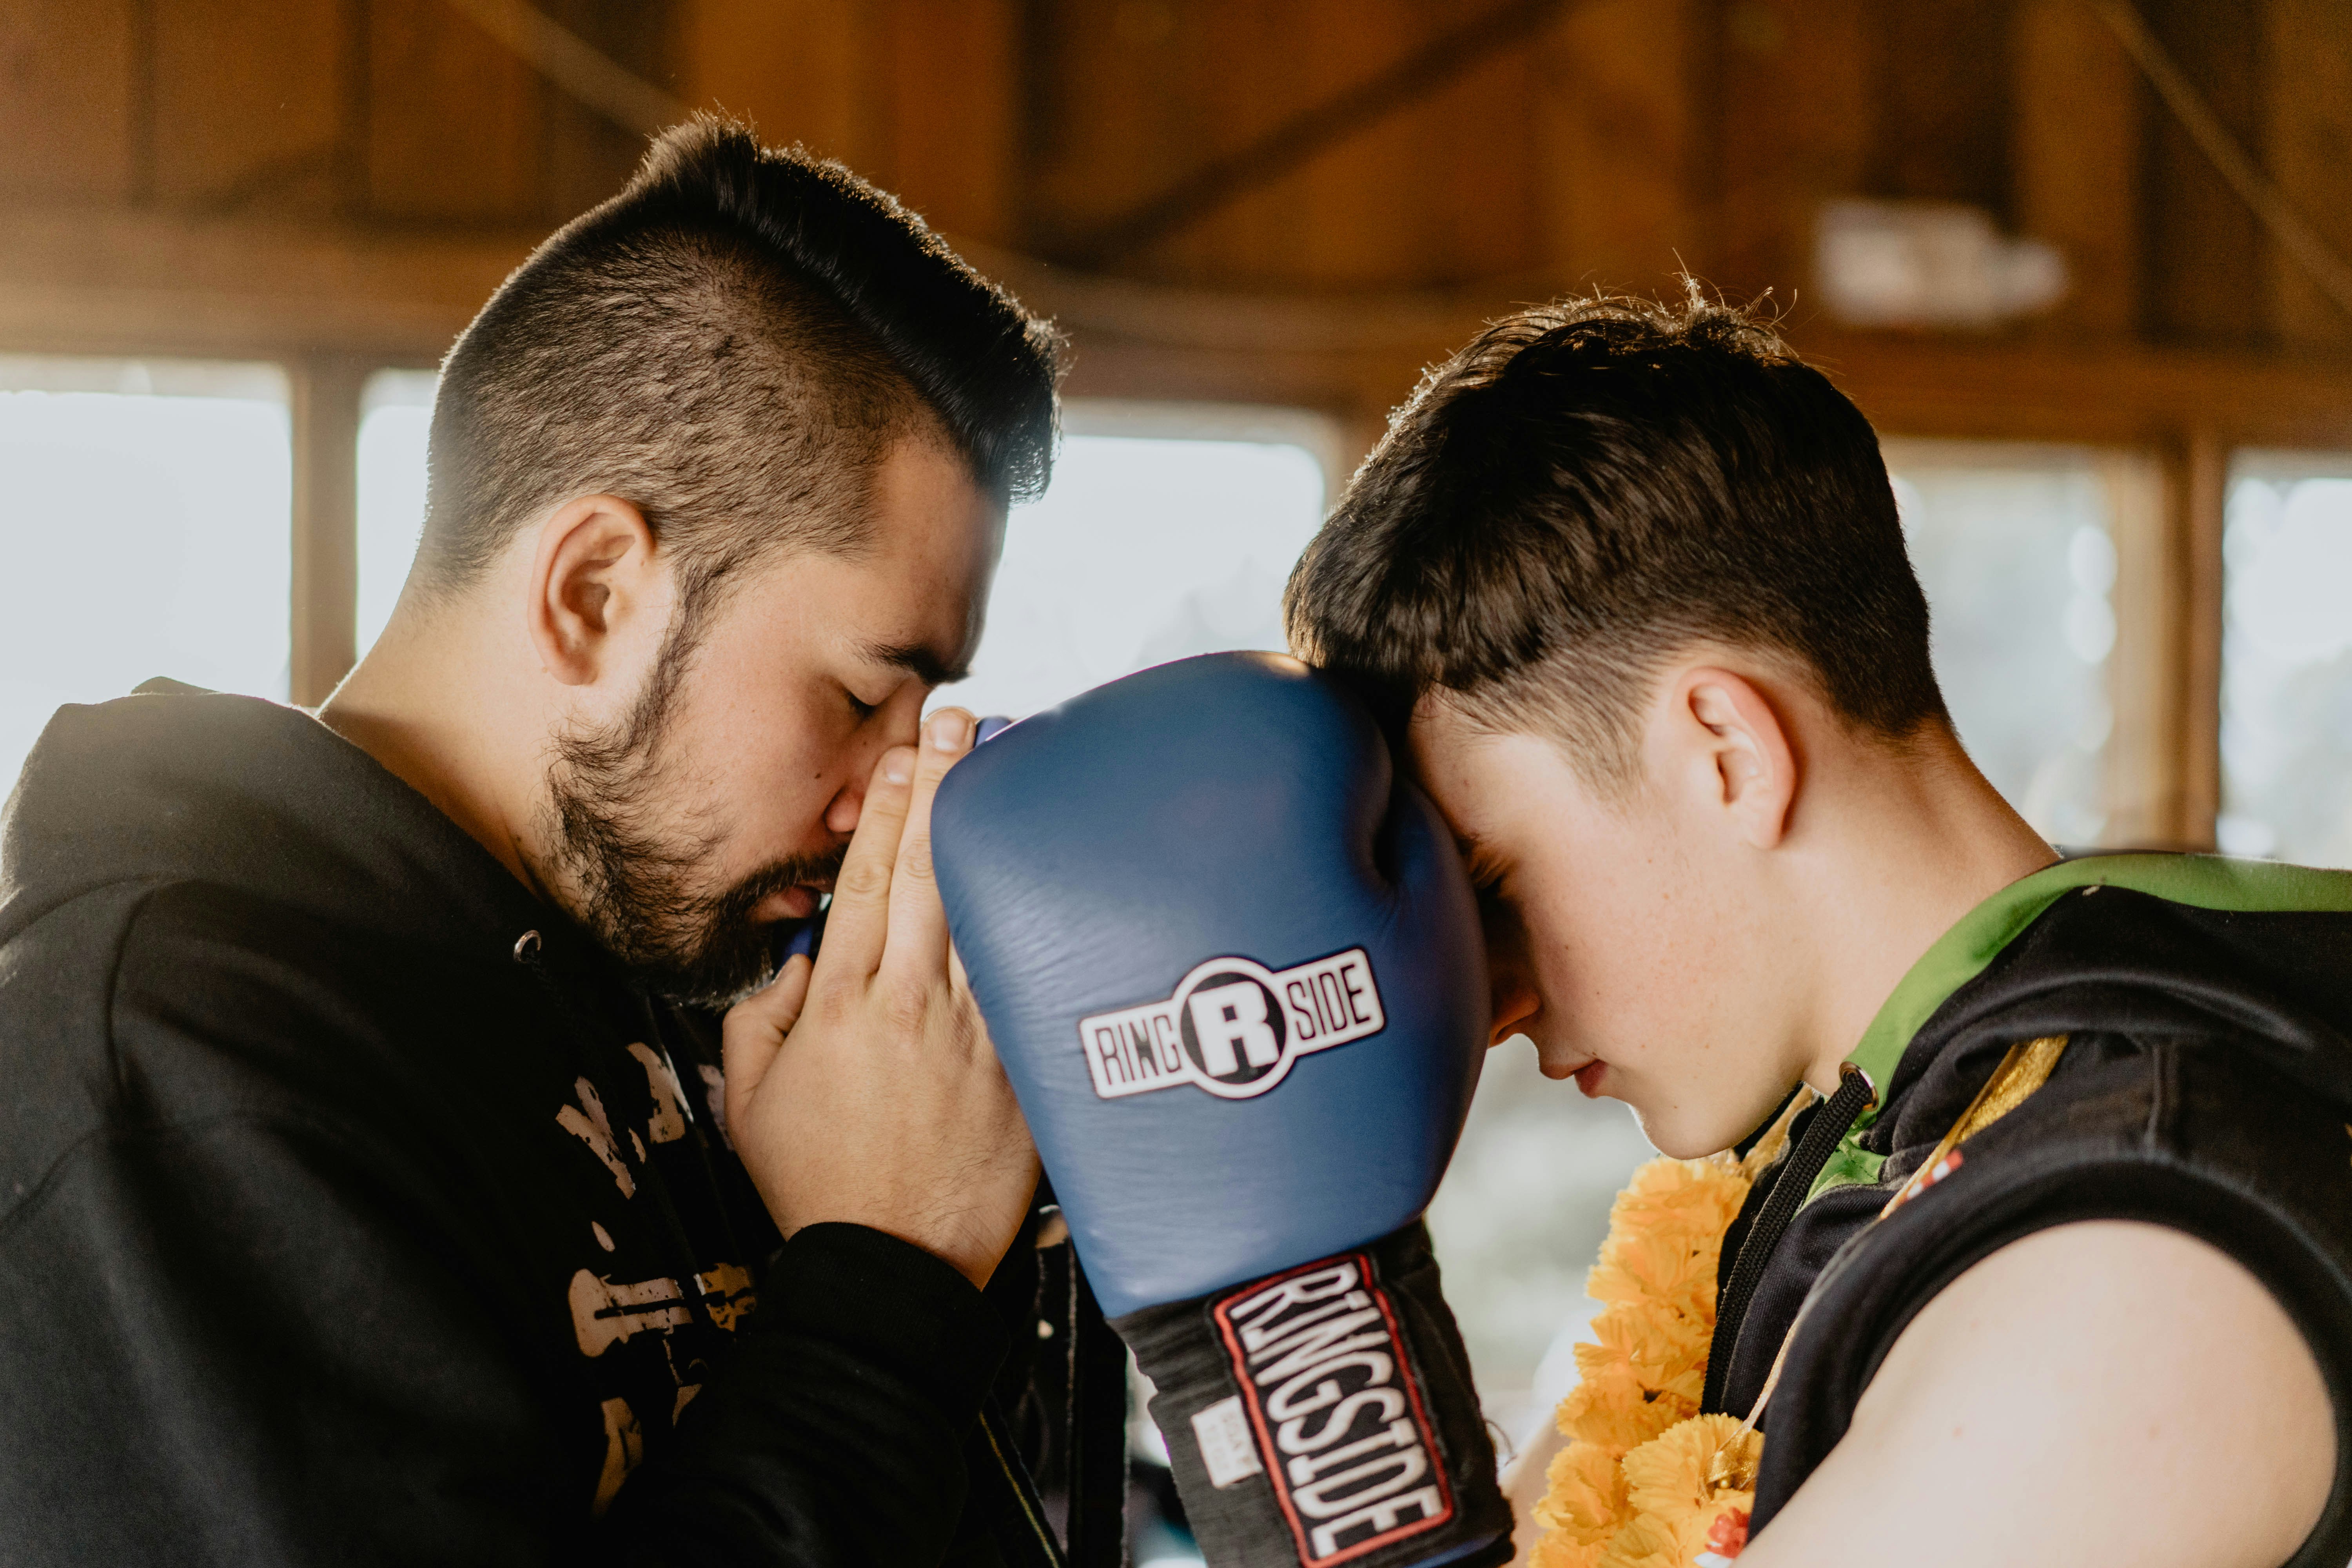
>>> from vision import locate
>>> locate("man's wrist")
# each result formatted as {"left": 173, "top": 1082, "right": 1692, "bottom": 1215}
{"left": 751, "top": 1221, "right": 1010, "bottom": 1420}
{"left": 781, "top": 1208, "right": 1005, "bottom": 1290}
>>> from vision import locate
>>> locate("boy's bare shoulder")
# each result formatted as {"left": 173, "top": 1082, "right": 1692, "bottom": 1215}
{"left": 1747, "top": 1220, "right": 2334, "bottom": 1568}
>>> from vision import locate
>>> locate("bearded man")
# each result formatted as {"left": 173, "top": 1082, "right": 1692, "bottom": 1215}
{"left": 0, "top": 120, "right": 1062, "bottom": 1566}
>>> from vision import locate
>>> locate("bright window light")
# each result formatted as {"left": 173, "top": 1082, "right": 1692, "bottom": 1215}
{"left": 944, "top": 403, "right": 1337, "bottom": 720}
{"left": 1424, "top": 1043, "right": 1659, "bottom": 1445}
{"left": 2220, "top": 456, "right": 2352, "bottom": 866}
{"left": 357, "top": 369, "right": 438, "bottom": 656}
{"left": 0, "top": 356, "right": 290, "bottom": 796}
{"left": 1884, "top": 440, "right": 2121, "bottom": 847}
{"left": 351, "top": 392, "right": 1338, "bottom": 702}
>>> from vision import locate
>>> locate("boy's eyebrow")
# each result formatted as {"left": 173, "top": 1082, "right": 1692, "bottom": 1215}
{"left": 1454, "top": 831, "right": 1507, "bottom": 886}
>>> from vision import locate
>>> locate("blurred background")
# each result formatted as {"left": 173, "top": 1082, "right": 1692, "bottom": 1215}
{"left": 3, "top": 0, "right": 2350, "bottom": 1557}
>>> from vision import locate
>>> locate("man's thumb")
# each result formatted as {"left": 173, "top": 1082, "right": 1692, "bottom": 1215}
{"left": 722, "top": 953, "right": 812, "bottom": 1121}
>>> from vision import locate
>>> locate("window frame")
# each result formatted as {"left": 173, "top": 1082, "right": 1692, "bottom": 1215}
{"left": 0, "top": 341, "right": 2248, "bottom": 855}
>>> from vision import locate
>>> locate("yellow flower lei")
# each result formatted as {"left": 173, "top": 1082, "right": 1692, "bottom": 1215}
{"left": 1530, "top": 1140, "right": 1786, "bottom": 1568}
{"left": 1532, "top": 1038, "right": 2069, "bottom": 1566}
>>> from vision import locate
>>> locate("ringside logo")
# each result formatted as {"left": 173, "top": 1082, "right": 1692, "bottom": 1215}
{"left": 1077, "top": 949, "right": 1385, "bottom": 1100}
{"left": 1207, "top": 1254, "right": 1452, "bottom": 1566}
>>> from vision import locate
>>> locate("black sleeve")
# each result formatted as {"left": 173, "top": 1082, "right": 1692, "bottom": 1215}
{"left": 0, "top": 1124, "right": 1011, "bottom": 1566}
{"left": 601, "top": 1224, "right": 1012, "bottom": 1565}
{"left": 0, "top": 1113, "right": 577, "bottom": 1565}
{"left": 0, "top": 890, "right": 1011, "bottom": 1566}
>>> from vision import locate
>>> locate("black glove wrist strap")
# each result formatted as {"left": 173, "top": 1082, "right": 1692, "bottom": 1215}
{"left": 1111, "top": 1222, "right": 1511, "bottom": 1568}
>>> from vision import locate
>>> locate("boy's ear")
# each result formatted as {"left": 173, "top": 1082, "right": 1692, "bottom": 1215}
{"left": 526, "top": 494, "right": 661, "bottom": 688}
{"left": 1673, "top": 666, "right": 1797, "bottom": 849}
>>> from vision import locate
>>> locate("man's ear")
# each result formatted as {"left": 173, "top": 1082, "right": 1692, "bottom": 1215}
{"left": 525, "top": 495, "right": 663, "bottom": 688}
{"left": 1673, "top": 666, "right": 1797, "bottom": 849}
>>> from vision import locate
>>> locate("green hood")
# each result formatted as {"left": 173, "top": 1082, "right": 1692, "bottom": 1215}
{"left": 1807, "top": 853, "right": 2352, "bottom": 1205}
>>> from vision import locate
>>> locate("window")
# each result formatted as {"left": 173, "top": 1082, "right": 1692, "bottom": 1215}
{"left": 944, "top": 401, "right": 1338, "bottom": 719}
{"left": 1425, "top": 1047, "right": 1660, "bottom": 1446}
{"left": 0, "top": 356, "right": 291, "bottom": 791}
{"left": 1884, "top": 440, "right": 2152, "bottom": 848}
{"left": 2220, "top": 454, "right": 2352, "bottom": 866}
{"left": 351, "top": 391, "right": 1342, "bottom": 701}
{"left": 357, "top": 370, "right": 439, "bottom": 656}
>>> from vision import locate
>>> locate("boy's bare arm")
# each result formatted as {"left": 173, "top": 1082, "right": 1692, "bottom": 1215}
{"left": 1744, "top": 1221, "right": 2333, "bottom": 1568}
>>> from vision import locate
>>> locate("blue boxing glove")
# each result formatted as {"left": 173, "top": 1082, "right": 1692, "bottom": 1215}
{"left": 933, "top": 653, "right": 1508, "bottom": 1568}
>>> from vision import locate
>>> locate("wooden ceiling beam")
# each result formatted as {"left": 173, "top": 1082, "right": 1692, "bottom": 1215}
{"left": 0, "top": 207, "right": 530, "bottom": 365}
{"left": 1, "top": 204, "right": 2347, "bottom": 453}
{"left": 1061, "top": 0, "right": 1566, "bottom": 268}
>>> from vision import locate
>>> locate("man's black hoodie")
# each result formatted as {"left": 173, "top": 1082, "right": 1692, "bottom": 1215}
{"left": 0, "top": 687, "right": 1055, "bottom": 1565}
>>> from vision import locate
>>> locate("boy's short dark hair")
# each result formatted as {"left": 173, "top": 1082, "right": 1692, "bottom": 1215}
{"left": 1283, "top": 294, "right": 1945, "bottom": 788}
{"left": 418, "top": 115, "right": 1062, "bottom": 607}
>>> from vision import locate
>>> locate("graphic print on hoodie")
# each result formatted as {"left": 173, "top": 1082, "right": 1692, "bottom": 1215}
{"left": 0, "top": 687, "right": 1044, "bottom": 1567}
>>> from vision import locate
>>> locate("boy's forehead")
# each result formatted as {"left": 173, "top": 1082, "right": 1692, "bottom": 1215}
{"left": 1405, "top": 687, "right": 1485, "bottom": 744}
{"left": 1405, "top": 704, "right": 1563, "bottom": 824}
{"left": 1402, "top": 695, "right": 1479, "bottom": 793}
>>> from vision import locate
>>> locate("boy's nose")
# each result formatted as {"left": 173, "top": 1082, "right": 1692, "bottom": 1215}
{"left": 1488, "top": 971, "right": 1540, "bottom": 1045}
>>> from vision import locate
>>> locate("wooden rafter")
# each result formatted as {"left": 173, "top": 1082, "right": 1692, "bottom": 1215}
{"left": 1061, "top": 0, "right": 1574, "bottom": 268}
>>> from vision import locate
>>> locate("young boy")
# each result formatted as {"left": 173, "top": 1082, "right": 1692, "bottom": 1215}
{"left": 1283, "top": 297, "right": 2352, "bottom": 1566}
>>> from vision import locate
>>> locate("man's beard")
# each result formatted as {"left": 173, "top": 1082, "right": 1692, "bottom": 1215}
{"left": 543, "top": 664, "right": 841, "bottom": 1007}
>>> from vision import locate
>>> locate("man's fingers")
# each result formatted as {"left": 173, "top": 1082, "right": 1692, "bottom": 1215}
{"left": 817, "top": 746, "right": 916, "bottom": 976}
{"left": 722, "top": 953, "right": 811, "bottom": 1122}
{"left": 880, "top": 708, "right": 970, "bottom": 984}
{"left": 745, "top": 950, "right": 815, "bottom": 1033}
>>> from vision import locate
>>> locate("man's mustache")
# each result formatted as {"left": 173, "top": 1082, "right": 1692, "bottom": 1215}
{"left": 721, "top": 844, "right": 849, "bottom": 923}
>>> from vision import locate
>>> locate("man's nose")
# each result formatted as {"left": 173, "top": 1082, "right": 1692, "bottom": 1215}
{"left": 823, "top": 695, "right": 929, "bottom": 835}
{"left": 822, "top": 782, "right": 862, "bottom": 837}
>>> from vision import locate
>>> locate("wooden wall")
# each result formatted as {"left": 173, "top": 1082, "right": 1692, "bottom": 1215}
{"left": 661, "top": 0, "right": 2352, "bottom": 357}
{"left": 6, "top": 0, "right": 2348, "bottom": 354}
{"left": 0, "top": 0, "right": 668, "bottom": 224}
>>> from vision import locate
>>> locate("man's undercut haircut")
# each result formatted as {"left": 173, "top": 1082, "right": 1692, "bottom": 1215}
{"left": 1283, "top": 292, "right": 1945, "bottom": 789}
{"left": 422, "top": 117, "right": 1059, "bottom": 1003}
{"left": 419, "top": 114, "right": 1061, "bottom": 608}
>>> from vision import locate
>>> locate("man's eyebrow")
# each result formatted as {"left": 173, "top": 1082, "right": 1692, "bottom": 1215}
{"left": 860, "top": 639, "right": 969, "bottom": 688}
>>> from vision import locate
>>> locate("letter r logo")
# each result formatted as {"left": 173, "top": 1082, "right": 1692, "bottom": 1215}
{"left": 1188, "top": 981, "right": 1281, "bottom": 1076}
{"left": 1078, "top": 951, "right": 1382, "bottom": 1101}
